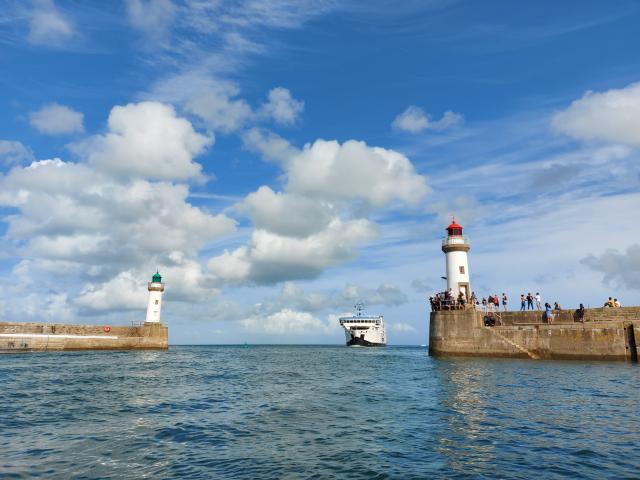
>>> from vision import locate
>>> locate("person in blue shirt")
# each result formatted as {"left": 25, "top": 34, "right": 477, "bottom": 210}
{"left": 545, "top": 302, "right": 553, "bottom": 323}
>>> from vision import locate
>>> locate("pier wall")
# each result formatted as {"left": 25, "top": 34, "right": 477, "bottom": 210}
{"left": 429, "top": 307, "right": 640, "bottom": 361}
{"left": 0, "top": 322, "right": 168, "bottom": 352}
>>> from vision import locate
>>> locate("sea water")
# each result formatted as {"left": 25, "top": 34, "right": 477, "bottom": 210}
{"left": 1, "top": 346, "right": 639, "bottom": 479}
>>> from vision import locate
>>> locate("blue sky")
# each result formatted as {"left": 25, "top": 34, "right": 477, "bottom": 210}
{"left": 1, "top": 0, "right": 640, "bottom": 344}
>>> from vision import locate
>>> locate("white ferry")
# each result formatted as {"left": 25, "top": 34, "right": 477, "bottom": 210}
{"left": 339, "top": 303, "right": 386, "bottom": 347}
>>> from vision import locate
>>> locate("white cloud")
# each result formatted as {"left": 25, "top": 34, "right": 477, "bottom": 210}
{"left": 340, "top": 283, "right": 408, "bottom": 307}
{"left": 259, "top": 87, "right": 304, "bottom": 125}
{"left": 552, "top": 81, "right": 640, "bottom": 147}
{"left": 392, "top": 106, "right": 463, "bottom": 133}
{"left": 286, "top": 139, "right": 429, "bottom": 207}
{"left": 29, "top": 103, "right": 84, "bottom": 135}
{"left": 208, "top": 218, "right": 377, "bottom": 284}
{"left": 432, "top": 110, "right": 465, "bottom": 131}
{"left": 392, "top": 106, "right": 428, "bottom": 133}
{"left": 0, "top": 140, "right": 34, "bottom": 165}
{"left": 0, "top": 159, "right": 236, "bottom": 269}
{"left": 126, "top": 0, "right": 176, "bottom": 41}
{"left": 75, "top": 256, "right": 218, "bottom": 312}
{"left": 238, "top": 186, "right": 334, "bottom": 237}
{"left": 0, "top": 102, "right": 237, "bottom": 319}
{"left": 209, "top": 138, "right": 428, "bottom": 286}
{"left": 27, "top": 0, "right": 74, "bottom": 46}
{"left": 149, "top": 73, "right": 253, "bottom": 133}
{"left": 242, "top": 127, "right": 300, "bottom": 163}
{"left": 253, "top": 281, "right": 408, "bottom": 316}
{"left": 389, "top": 322, "right": 416, "bottom": 332}
{"left": 76, "top": 101, "right": 211, "bottom": 181}
{"left": 75, "top": 271, "right": 146, "bottom": 312}
{"left": 151, "top": 76, "right": 303, "bottom": 133}
{"left": 240, "top": 309, "right": 336, "bottom": 335}
{"left": 581, "top": 244, "right": 640, "bottom": 291}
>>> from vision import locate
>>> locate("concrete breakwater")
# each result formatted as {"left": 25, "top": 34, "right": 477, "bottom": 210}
{"left": 0, "top": 321, "right": 168, "bottom": 353}
{"left": 429, "top": 306, "right": 640, "bottom": 361}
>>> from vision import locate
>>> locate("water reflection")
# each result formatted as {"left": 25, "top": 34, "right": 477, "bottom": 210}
{"left": 432, "top": 358, "right": 497, "bottom": 475}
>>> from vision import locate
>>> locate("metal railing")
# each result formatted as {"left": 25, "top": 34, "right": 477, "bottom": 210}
{"left": 442, "top": 236, "right": 470, "bottom": 247}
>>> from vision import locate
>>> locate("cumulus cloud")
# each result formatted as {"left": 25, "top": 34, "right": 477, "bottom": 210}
{"left": 149, "top": 73, "right": 253, "bottom": 133}
{"left": 0, "top": 140, "right": 34, "bottom": 165}
{"left": 259, "top": 87, "right": 304, "bottom": 125}
{"left": 552, "top": 82, "right": 640, "bottom": 147}
{"left": 581, "top": 244, "right": 640, "bottom": 291}
{"left": 75, "top": 271, "right": 146, "bottom": 312}
{"left": 150, "top": 71, "right": 306, "bottom": 134}
{"left": 286, "top": 139, "right": 429, "bottom": 207}
{"left": 126, "top": 0, "right": 176, "bottom": 41}
{"left": 238, "top": 186, "right": 334, "bottom": 237}
{"left": 392, "top": 106, "right": 463, "bottom": 133}
{"left": 0, "top": 159, "right": 235, "bottom": 270}
{"left": 254, "top": 281, "right": 408, "bottom": 315}
{"left": 242, "top": 127, "right": 300, "bottom": 163}
{"left": 340, "top": 283, "right": 408, "bottom": 307}
{"left": 389, "top": 322, "right": 416, "bottom": 332}
{"left": 75, "top": 102, "right": 211, "bottom": 181}
{"left": 27, "top": 0, "right": 74, "bottom": 46}
{"left": 208, "top": 218, "right": 376, "bottom": 284}
{"left": 0, "top": 102, "right": 238, "bottom": 319}
{"left": 208, "top": 138, "right": 428, "bottom": 286}
{"left": 29, "top": 103, "right": 84, "bottom": 135}
{"left": 392, "top": 106, "right": 428, "bottom": 133}
{"left": 75, "top": 255, "right": 218, "bottom": 312}
{"left": 240, "top": 309, "right": 337, "bottom": 335}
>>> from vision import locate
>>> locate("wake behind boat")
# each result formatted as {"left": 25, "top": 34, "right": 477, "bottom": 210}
{"left": 339, "top": 303, "right": 386, "bottom": 347}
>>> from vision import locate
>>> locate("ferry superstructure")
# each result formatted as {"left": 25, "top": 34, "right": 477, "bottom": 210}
{"left": 339, "top": 304, "right": 386, "bottom": 347}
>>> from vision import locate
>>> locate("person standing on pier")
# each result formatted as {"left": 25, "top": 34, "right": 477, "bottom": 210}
{"left": 502, "top": 293, "right": 508, "bottom": 311}
{"left": 520, "top": 294, "right": 526, "bottom": 311}
{"left": 535, "top": 292, "right": 542, "bottom": 310}
{"left": 527, "top": 293, "right": 534, "bottom": 310}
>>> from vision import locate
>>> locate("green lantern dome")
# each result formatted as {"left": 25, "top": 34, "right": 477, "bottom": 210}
{"left": 152, "top": 272, "right": 162, "bottom": 283}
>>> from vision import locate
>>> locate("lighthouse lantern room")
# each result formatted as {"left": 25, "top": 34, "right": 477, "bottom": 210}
{"left": 441, "top": 218, "right": 471, "bottom": 299}
{"left": 145, "top": 271, "right": 165, "bottom": 324}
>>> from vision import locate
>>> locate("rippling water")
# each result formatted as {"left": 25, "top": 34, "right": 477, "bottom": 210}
{"left": 1, "top": 346, "right": 639, "bottom": 479}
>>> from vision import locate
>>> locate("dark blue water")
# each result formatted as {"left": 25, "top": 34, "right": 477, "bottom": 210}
{"left": 1, "top": 346, "right": 639, "bottom": 479}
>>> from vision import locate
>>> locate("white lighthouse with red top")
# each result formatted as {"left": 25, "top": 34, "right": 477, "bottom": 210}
{"left": 441, "top": 218, "right": 471, "bottom": 299}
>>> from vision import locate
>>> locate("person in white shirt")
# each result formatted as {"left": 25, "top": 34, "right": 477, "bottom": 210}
{"left": 614, "top": 298, "right": 621, "bottom": 307}
{"left": 535, "top": 292, "right": 542, "bottom": 310}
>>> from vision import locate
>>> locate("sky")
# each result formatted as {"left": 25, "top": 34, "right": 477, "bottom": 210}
{"left": 1, "top": 0, "right": 640, "bottom": 345}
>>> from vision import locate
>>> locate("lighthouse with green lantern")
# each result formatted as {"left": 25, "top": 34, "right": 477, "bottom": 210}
{"left": 145, "top": 271, "right": 165, "bottom": 324}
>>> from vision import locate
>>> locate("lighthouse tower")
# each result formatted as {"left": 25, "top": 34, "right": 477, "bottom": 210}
{"left": 145, "top": 271, "right": 165, "bottom": 324}
{"left": 441, "top": 218, "right": 471, "bottom": 299}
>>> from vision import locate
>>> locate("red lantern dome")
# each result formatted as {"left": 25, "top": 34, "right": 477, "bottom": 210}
{"left": 446, "top": 217, "right": 463, "bottom": 236}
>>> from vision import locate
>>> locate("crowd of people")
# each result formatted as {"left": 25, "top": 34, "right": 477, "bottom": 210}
{"left": 429, "top": 289, "right": 626, "bottom": 326}
{"left": 430, "top": 289, "right": 624, "bottom": 316}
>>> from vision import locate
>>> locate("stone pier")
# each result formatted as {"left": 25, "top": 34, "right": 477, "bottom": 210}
{"left": 429, "top": 306, "right": 640, "bottom": 361}
{"left": 0, "top": 321, "right": 168, "bottom": 352}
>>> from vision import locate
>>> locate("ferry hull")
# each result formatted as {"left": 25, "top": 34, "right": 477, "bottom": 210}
{"left": 346, "top": 336, "right": 385, "bottom": 347}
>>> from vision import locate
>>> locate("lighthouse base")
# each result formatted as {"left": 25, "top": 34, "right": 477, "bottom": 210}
{"left": 0, "top": 321, "right": 168, "bottom": 353}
